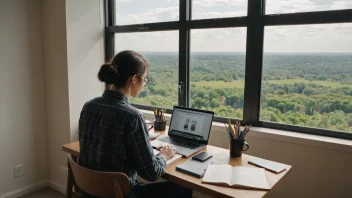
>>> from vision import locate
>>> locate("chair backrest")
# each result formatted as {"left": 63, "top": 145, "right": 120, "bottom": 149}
{"left": 67, "top": 157, "right": 130, "bottom": 198}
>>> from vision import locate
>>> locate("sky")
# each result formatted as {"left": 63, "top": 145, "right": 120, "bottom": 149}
{"left": 114, "top": 0, "right": 352, "bottom": 53}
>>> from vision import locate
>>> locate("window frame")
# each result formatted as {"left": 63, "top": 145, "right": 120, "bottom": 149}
{"left": 105, "top": 0, "right": 352, "bottom": 140}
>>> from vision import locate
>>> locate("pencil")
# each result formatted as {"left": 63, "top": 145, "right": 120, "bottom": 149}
{"left": 228, "top": 119, "right": 236, "bottom": 137}
{"left": 224, "top": 123, "right": 234, "bottom": 139}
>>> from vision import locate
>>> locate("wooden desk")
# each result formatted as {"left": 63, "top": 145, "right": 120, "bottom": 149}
{"left": 63, "top": 129, "right": 292, "bottom": 198}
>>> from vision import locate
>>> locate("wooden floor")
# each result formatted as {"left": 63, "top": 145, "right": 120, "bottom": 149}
{"left": 20, "top": 187, "right": 64, "bottom": 198}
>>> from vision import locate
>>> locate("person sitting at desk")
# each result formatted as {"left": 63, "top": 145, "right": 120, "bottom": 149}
{"left": 78, "top": 50, "right": 192, "bottom": 198}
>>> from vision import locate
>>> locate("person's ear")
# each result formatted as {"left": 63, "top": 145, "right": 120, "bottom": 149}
{"left": 132, "top": 75, "right": 138, "bottom": 85}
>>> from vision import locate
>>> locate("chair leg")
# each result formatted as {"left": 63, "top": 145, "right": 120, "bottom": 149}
{"left": 72, "top": 187, "right": 80, "bottom": 198}
{"left": 71, "top": 155, "right": 79, "bottom": 193}
{"left": 113, "top": 180, "right": 124, "bottom": 198}
{"left": 66, "top": 161, "right": 74, "bottom": 198}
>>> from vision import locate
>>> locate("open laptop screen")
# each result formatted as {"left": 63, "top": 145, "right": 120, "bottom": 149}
{"left": 169, "top": 106, "right": 214, "bottom": 143}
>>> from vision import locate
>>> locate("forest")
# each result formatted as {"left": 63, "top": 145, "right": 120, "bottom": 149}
{"left": 130, "top": 52, "right": 352, "bottom": 133}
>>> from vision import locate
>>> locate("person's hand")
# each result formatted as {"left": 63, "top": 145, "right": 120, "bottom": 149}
{"left": 158, "top": 144, "right": 176, "bottom": 161}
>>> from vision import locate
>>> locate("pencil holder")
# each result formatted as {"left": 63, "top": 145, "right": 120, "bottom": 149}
{"left": 154, "top": 120, "right": 166, "bottom": 131}
{"left": 230, "top": 138, "right": 249, "bottom": 157}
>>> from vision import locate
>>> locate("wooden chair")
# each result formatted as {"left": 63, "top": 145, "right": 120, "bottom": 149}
{"left": 67, "top": 156, "right": 130, "bottom": 198}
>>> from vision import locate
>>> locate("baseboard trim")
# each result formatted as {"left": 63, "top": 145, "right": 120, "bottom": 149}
{"left": 48, "top": 180, "right": 66, "bottom": 195}
{"left": 0, "top": 180, "right": 48, "bottom": 198}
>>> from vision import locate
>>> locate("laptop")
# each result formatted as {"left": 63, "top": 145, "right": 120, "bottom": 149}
{"left": 151, "top": 106, "right": 214, "bottom": 157}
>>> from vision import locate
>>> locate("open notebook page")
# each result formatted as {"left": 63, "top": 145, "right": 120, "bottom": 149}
{"left": 202, "top": 165, "right": 233, "bottom": 184}
{"left": 231, "top": 167, "right": 270, "bottom": 190}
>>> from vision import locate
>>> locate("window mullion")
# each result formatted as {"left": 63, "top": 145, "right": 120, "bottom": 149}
{"left": 105, "top": 0, "right": 115, "bottom": 61}
{"left": 243, "top": 0, "right": 265, "bottom": 125}
{"left": 179, "top": 0, "right": 191, "bottom": 107}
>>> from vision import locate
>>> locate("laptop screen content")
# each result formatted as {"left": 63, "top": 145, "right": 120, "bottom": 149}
{"left": 169, "top": 107, "right": 213, "bottom": 142}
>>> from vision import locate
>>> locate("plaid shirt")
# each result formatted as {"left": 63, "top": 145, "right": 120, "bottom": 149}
{"left": 78, "top": 90, "right": 166, "bottom": 187}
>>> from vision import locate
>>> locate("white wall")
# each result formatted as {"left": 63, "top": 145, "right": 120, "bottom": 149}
{"left": 0, "top": 0, "right": 48, "bottom": 195}
{"left": 66, "top": 0, "right": 105, "bottom": 142}
{"left": 41, "top": 0, "right": 105, "bottom": 190}
{"left": 41, "top": 0, "right": 71, "bottom": 190}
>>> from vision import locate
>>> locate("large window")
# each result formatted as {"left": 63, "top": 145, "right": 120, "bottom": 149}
{"left": 106, "top": 0, "right": 352, "bottom": 139}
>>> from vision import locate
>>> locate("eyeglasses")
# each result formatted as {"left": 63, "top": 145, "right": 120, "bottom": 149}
{"left": 138, "top": 76, "right": 149, "bottom": 86}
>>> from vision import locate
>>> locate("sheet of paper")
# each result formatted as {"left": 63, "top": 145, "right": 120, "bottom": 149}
{"left": 231, "top": 167, "right": 270, "bottom": 190}
{"left": 202, "top": 165, "right": 233, "bottom": 184}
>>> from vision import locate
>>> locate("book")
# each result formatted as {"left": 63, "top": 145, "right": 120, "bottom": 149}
{"left": 248, "top": 158, "right": 286, "bottom": 174}
{"left": 153, "top": 149, "right": 182, "bottom": 168}
{"left": 202, "top": 165, "right": 271, "bottom": 190}
{"left": 176, "top": 159, "right": 210, "bottom": 178}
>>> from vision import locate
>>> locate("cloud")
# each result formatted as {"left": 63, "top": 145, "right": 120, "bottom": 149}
{"left": 192, "top": 0, "right": 247, "bottom": 19}
{"left": 117, "top": 6, "right": 179, "bottom": 25}
{"left": 116, "top": 0, "right": 132, "bottom": 3}
{"left": 331, "top": 1, "right": 352, "bottom": 10}
{"left": 191, "top": 28, "right": 247, "bottom": 52}
{"left": 264, "top": 23, "right": 352, "bottom": 53}
{"left": 193, "top": 11, "right": 246, "bottom": 19}
{"left": 113, "top": 0, "right": 352, "bottom": 53}
{"left": 266, "top": 0, "right": 352, "bottom": 14}
{"left": 193, "top": 0, "right": 247, "bottom": 7}
{"left": 115, "top": 31, "right": 179, "bottom": 52}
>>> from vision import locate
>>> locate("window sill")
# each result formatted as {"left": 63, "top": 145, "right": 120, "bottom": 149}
{"left": 140, "top": 109, "right": 352, "bottom": 153}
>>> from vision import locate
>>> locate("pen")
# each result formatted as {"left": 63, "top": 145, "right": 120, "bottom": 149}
{"left": 231, "top": 129, "right": 237, "bottom": 139}
{"left": 242, "top": 125, "right": 251, "bottom": 139}
{"left": 148, "top": 124, "right": 154, "bottom": 131}
{"left": 238, "top": 122, "right": 240, "bottom": 138}
{"left": 233, "top": 121, "right": 238, "bottom": 139}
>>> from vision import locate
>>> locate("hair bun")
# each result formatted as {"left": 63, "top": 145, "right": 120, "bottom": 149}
{"left": 98, "top": 63, "right": 118, "bottom": 84}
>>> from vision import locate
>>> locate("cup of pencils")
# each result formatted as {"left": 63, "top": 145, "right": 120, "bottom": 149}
{"left": 224, "top": 120, "right": 250, "bottom": 157}
{"left": 154, "top": 108, "right": 166, "bottom": 131}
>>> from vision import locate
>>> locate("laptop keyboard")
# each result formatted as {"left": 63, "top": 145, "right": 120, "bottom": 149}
{"left": 158, "top": 137, "right": 200, "bottom": 149}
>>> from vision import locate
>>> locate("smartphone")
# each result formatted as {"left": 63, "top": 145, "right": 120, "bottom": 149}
{"left": 248, "top": 158, "right": 286, "bottom": 174}
{"left": 192, "top": 152, "right": 213, "bottom": 162}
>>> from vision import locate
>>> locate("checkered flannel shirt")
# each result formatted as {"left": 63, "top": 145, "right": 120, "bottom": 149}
{"left": 78, "top": 90, "right": 166, "bottom": 186}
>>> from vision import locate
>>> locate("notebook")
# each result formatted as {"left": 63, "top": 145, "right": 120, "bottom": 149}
{"left": 153, "top": 149, "right": 182, "bottom": 167}
{"left": 202, "top": 165, "right": 271, "bottom": 190}
{"left": 175, "top": 159, "right": 213, "bottom": 178}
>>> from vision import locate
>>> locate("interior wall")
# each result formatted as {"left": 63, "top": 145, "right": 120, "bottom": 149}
{"left": 66, "top": 0, "right": 105, "bottom": 142}
{"left": 42, "top": 0, "right": 105, "bottom": 190}
{"left": 0, "top": 0, "right": 48, "bottom": 195}
{"left": 41, "top": 0, "right": 71, "bottom": 188}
